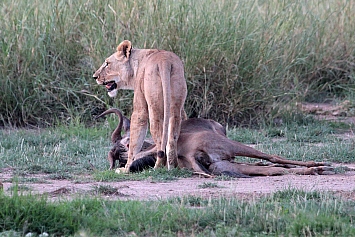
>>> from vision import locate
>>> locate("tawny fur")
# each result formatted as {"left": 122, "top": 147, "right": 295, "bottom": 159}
{"left": 93, "top": 40, "right": 187, "bottom": 171}
{"left": 98, "top": 109, "right": 333, "bottom": 177}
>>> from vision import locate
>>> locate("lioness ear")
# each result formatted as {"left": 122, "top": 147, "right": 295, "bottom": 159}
{"left": 116, "top": 40, "right": 132, "bottom": 59}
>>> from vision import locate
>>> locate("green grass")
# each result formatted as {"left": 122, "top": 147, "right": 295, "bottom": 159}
{"left": 264, "top": 140, "right": 355, "bottom": 164}
{"left": 93, "top": 168, "right": 193, "bottom": 182}
{"left": 0, "top": 188, "right": 354, "bottom": 236}
{"left": 228, "top": 118, "right": 355, "bottom": 163}
{"left": 0, "top": 123, "right": 110, "bottom": 174}
{"left": 1, "top": 118, "right": 354, "bottom": 179}
{"left": 1, "top": 0, "right": 355, "bottom": 126}
{"left": 198, "top": 182, "right": 221, "bottom": 189}
{"left": 0, "top": 119, "right": 355, "bottom": 236}
{"left": 90, "top": 184, "right": 124, "bottom": 196}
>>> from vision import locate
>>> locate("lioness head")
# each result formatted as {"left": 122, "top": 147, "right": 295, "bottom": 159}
{"left": 93, "top": 40, "right": 134, "bottom": 97}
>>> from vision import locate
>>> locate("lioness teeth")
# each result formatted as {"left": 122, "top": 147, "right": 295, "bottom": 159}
{"left": 105, "top": 82, "right": 117, "bottom": 91}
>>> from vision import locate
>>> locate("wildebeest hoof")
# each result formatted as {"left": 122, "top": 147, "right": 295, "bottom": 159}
{"left": 316, "top": 166, "right": 335, "bottom": 175}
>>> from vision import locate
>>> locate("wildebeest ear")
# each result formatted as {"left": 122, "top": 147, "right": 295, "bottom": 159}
{"left": 116, "top": 40, "right": 132, "bottom": 58}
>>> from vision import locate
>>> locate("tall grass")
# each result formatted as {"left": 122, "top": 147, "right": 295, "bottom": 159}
{"left": 1, "top": 0, "right": 355, "bottom": 126}
{"left": 0, "top": 122, "right": 110, "bottom": 173}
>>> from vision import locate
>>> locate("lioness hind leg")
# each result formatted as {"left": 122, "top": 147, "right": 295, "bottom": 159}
{"left": 166, "top": 141, "right": 178, "bottom": 170}
{"left": 165, "top": 114, "right": 182, "bottom": 169}
{"left": 147, "top": 109, "right": 166, "bottom": 169}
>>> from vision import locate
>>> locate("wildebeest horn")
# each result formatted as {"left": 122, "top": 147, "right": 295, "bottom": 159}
{"left": 122, "top": 116, "right": 130, "bottom": 134}
{"left": 95, "top": 108, "right": 124, "bottom": 143}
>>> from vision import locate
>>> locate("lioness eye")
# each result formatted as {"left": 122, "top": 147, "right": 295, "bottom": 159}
{"left": 104, "top": 62, "right": 109, "bottom": 67}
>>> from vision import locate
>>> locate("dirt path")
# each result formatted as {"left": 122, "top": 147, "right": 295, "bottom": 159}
{"left": 1, "top": 101, "right": 354, "bottom": 201}
{"left": 1, "top": 165, "right": 354, "bottom": 201}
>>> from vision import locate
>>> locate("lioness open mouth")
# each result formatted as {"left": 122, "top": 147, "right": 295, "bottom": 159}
{"left": 104, "top": 81, "right": 117, "bottom": 92}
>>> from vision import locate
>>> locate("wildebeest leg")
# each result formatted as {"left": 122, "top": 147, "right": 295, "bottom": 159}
{"left": 231, "top": 141, "right": 328, "bottom": 167}
{"left": 210, "top": 160, "right": 333, "bottom": 176}
{"left": 177, "top": 153, "right": 212, "bottom": 176}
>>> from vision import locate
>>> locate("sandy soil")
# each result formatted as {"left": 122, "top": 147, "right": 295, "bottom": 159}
{"left": 1, "top": 102, "right": 354, "bottom": 201}
{"left": 1, "top": 164, "right": 354, "bottom": 201}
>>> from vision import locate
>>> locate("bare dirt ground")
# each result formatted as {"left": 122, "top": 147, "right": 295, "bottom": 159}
{"left": 1, "top": 102, "right": 355, "bottom": 201}
{"left": 1, "top": 165, "right": 355, "bottom": 201}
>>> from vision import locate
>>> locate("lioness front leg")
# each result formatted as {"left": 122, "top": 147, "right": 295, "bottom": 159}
{"left": 124, "top": 110, "right": 149, "bottom": 172}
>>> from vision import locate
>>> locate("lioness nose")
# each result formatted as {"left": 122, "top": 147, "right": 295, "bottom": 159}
{"left": 93, "top": 75, "right": 98, "bottom": 79}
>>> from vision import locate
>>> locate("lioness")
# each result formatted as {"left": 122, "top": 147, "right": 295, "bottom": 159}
{"left": 93, "top": 40, "right": 187, "bottom": 171}
{"left": 97, "top": 108, "right": 333, "bottom": 177}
